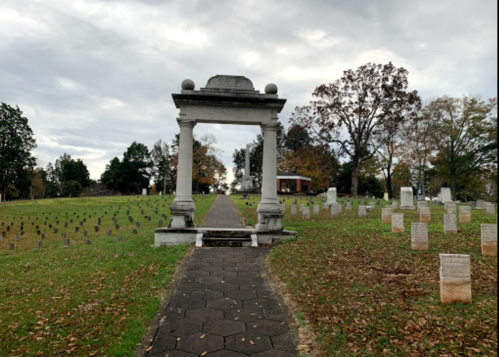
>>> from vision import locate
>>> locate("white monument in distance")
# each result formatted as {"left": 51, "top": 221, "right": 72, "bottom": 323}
{"left": 441, "top": 187, "right": 452, "bottom": 203}
{"left": 325, "top": 187, "right": 337, "bottom": 206}
{"left": 240, "top": 144, "right": 254, "bottom": 191}
{"left": 400, "top": 187, "right": 415, "bottom": 210}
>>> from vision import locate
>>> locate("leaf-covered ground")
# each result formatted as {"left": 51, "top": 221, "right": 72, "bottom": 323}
{"left": 0, "top": 194, "right": 216, "bottom": 356}
{"left": 232, "top": 194, "right": 498, "bottom": 356}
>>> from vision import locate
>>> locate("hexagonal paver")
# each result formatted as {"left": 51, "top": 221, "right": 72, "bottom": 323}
{"left": 148, "top": 334, "right": 176, "bottom": 355}
{"left": 251, "top": 350, "right": 296, "bottom": 357}
{"left": 189, "top": 290, "right": 224, "bottom": 300}
{"left": 223, "top": 277, "right": 255, "bottom": 285}
{"left": 204, "top": 350, "right": 248, "bottom": 357}
{"left": 272, "top": 334, "right": 298, "bottom": 353}
{"left": 208, "top": 282, "right": 240, "bottom": 292}
{"left": 158, "top": 320, "right": 202, "bottom": 337}
{"left": 263, "top": 309, "right": 286, "bottom": 322}
{"left": 238, "top": 283, "right": 269, "bottom": 291}
{"left": 246, "top": 319, "right": 289, "bottom": 336}
{"left": 171, "top": 290, "right": 190, "bottom": 300}
{"left": 207, "top": 298, "right": 242, "bottom": 310}
{"left": 185, "top": 308, "right": 223, "bottom": 322}
{"left": 242, "top": 298, "right": 279, "bottom": 310}
{"left": 149, "top": 350, "right": 196, "bottom": 357}
{"left": 176, "top": 282, "right": 208, "bottom": 292}
{"left": 176, "top": 332, "right": 224, "bottom": 355}
{"left": 203, "top": 319, "right": 246, "bottom": 336}
{"left": 169, "top": 298, "right": 206, "bottom": 311}
{"left": 196, "top": 276, "right": 224, "bottom": 284}
{"left": 225, "top": 332, "right": 272, "bottom": 354}
{"left": 224, "top": 290, "right": 258, "bottom": 300}
{"left": 225, "top": 308, "right": 263, "bottom": 322}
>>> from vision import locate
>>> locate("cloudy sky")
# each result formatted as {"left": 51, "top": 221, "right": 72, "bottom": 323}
{"left": 1, "top": 0, "right": 497, "bottom": 183}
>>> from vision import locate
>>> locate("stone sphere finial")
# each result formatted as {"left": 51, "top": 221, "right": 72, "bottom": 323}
{"left": 181, "top": 79, "right": 195, "bottom": 90}
{"left": 265, "top": 83, "right": 278, "bottom": 94}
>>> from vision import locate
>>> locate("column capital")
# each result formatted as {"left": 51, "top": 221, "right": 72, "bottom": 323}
{"left": 177, "top": 119, "right": 197, "bottom": 128}
{"left": 261, "top": 122, "right": 280, "bottom": 132}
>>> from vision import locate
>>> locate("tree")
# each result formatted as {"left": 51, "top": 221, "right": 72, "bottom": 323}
{"left": 151, "top": 139, "right": 173, "bottom": 195}
{"left": 120, "top": 142, "right": 153, "bottom": 194}
{"left": 428, "top": 96, "right": 497, "bottom": 200}
{"left": 53, "top": 153, "right": 91, "bottom": 197}
{"left": 291, "top": 62, "right": 421, "bottom": 196}
{"left": 0, "top": 102, "right": 37, "bottom": 200}
{"left": 100, "top": 157, "right": 122, "bottom": 193}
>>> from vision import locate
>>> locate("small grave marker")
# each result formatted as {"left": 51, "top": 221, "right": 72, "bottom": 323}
{"left": 459, "top": 206, "right": 471, "bottom": 223}
{"left": 411, "top": 223, "right": 428, "bottom": 250}
{"left": 391, "top": 213, "right": 404, "bottom": 233}
{"left": 358, "top": 205, "right": 366, "bottom": 217}
{"left": 481, "top": 224, "right": 497, "bottom": 256}
{"left": 444, "top": 214, "right": 457, "bottom": 234}
{"left": 382, "top": 208, "right": 393, "bottom": 223}
{"left": 439, "top": 254, "right": 472, "bottom": 304}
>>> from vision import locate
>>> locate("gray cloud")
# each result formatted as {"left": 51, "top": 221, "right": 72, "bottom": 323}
{"left": 1, "top": 0, "right": 496, "bottom": 181}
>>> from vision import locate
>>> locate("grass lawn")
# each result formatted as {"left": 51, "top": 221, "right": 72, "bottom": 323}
{"left": 0, "top": 194, "right": 217, "bottom": 356}
{"left": 232, "top": 194, "right": 497, "bottom": 356}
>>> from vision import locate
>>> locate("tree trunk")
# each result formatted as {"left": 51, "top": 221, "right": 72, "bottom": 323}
{"left": 351, "top": 162, "right": 360, "bottom": 197}
{"left": 386, "top": 165, "right": 393, "bottom": 198}
{"left": 450, "top": 170, "right": 457, "bottom": 201}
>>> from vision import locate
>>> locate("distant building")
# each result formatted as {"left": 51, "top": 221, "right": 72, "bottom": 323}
{"left": 277, "top": 172, "right": 311, "bottom": 192}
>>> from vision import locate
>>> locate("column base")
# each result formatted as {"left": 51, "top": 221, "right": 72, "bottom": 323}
{"left": 169, "top": 201, "right": 196, "bottom": 229}
{"left": 255, "top": 205, "right": 283, "bottom": 232}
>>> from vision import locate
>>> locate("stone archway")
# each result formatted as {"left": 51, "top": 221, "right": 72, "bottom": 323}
{"left": 168, "top": 75, "right": 286, "bottom": 233}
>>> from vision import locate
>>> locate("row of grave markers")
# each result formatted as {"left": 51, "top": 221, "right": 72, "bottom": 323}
{"left": 285, "top": 198, "right": 496, "bottom": 305}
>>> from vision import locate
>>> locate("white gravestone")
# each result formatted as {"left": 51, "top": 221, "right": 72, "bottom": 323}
{"left": 459, "top": 206, "right": 471, "bottom": 223}
{"left": 345, "top": 201, "right": 352, "bottom": 210}
{"left": 485, "top": 203, "right": 495, "bottom": 215}
{"left": 444, "top": 214, "right": 457, "bottom": 234}
{"left": 441, "top": 187, "right": 452, "bottom": 203}
{"left": 302, "top": 207, "right": 310, "bottom": 219}
{"left": 382, "top": 208, "right": 393, "bottom": 224}
{"left": 326, "top": 188, "right": 337, "bottom": 206}
{"left": 419, "top": 207, "right": 431, "bottom": 223}
{"left": 411, "top": 223, "right": 428, "bottom": 250}
{"left": 481, "top": 224, "right": 497, "bottom": 256}
{"left": 391, "top": 213, "right": 404, "bottom": 233}
{"left": 290, "top": 204, "right": 297, "bottom": 215}
{"left": 400, "top": 187, "right": 415, "bottom": 210}
{"left": 383, "top": 192, "right": 389, "bottom": 201}
{"left": 446, "top": 203, "right": 457, "bottom": 214}
{"left": 142, "top": 188, "right": 147, "bottom": 196}
{"left": 358, "top": 205, "right": 366, "bottom": 217}
{"left": 331, "top": 203, "right": 341, "bottom": 217}
{"left": 417, "top": 201, "right": 427, "bottom": 213}
{"left": 313, "top": 205, "right": 320, "bottom": 214}
{"left": 392, "top": 200, "right": 399, "bottom": 209}
{"left": 475, "top": 200, "right": 485, "bottom": 209}
{"left": 439, "top": 254, "right": 472, "bottom": 304}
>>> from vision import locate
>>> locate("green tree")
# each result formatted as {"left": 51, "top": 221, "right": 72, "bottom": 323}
{"left": 428, "top": 96, "right": 497, "bottom": 200}
{"left": 100, "top": 157, "right": 122, "bottom": 193}
{"left": 53, "top": 153, "right": 91, "bottom": 197}
{"left": 151, "top": 139, "right": 173, "bottom": 195}
{"left": 291, "top": 62, "right": 421, "bottom": 197}
{"left": 0, "top": 102, "right": 37, "bottom": 200}
{"left": 119, "top": 142, "right": 153, "bottom": 194}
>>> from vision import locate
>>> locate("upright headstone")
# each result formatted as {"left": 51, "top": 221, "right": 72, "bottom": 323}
{"left": 485, "top": 203, "right": 495, "bottom": 215}
{"left": 358, "top": 205, "right": 366, "bottom": 217}
{"left": 326, "top": 188, "right": 337, "bottom": 206}
{"left": 400, "top": 187, "right": 415, "bottom": 210}
{"left": 383, "top": 192, "right": 389, "bottom": 201}
{"left": 391, "top": 213, "right": 404, "bottom": 233}
{"left": 476, "top": 200, "right": 485, "bottom": 210}
{"left": 345, "top": 201, "right": 352, "bottom": 210}
{"left": 459, "top": 206, "right": 471, "bottom": 223}
{"left": 417, "top": 207, "right": 430, "bottom": 223}
{"left": 312, "top": 205, "right": 319, "bottom": 214}
{"left": 441, "top": 187, "right": 452, "bottom": 204}
{"left": 481, "top": 224, "right": 497, "bottom": 256}
{"left": 290, "top": 204, "right": 297, "bottom": 215}
{"left": 302, "top": 207, "right": 310, "bottom": 219}
{"left": 444, "top": 214, "right": 457, "bottom": 234}
{"left": 142, "top": 188, "right": 147, "bottom": 196}
{"left": 392, "top": 200, "right": 399, "bottom": 209}
{"left": 439, "top": 254, "right": 472, "bottom": 304}
{"left": 416, "top": 201, "right": 427, "bottom": 213}
{"left": 446, "top": 203, "right": 457, "bottom": 214}
{"left": 382, "top": 208, "right": 393, "bottom": 223}
{"left": 331, "top": 203, "right": 341, "bottom": 217}
{"left": 411, "top": 223, "right": 428, "bottom": 250}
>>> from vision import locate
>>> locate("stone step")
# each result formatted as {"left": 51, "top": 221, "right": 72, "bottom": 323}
{"left": 196, "top": 233, "right": 258, "bottom": 247}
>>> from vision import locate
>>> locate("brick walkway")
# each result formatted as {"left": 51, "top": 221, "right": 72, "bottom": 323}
{"left": 145, "top": 195, "right": 298, "bottom": 357}
{"left": 203, "top": 195, "right": 244, "bottom": 228}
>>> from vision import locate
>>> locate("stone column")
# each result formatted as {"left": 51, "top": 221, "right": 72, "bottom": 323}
{"left": 170, "top": 119, "right": 196, "bottom": 228}
{"left": 256, "top": 122, "right": 282, "bottom": 231}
